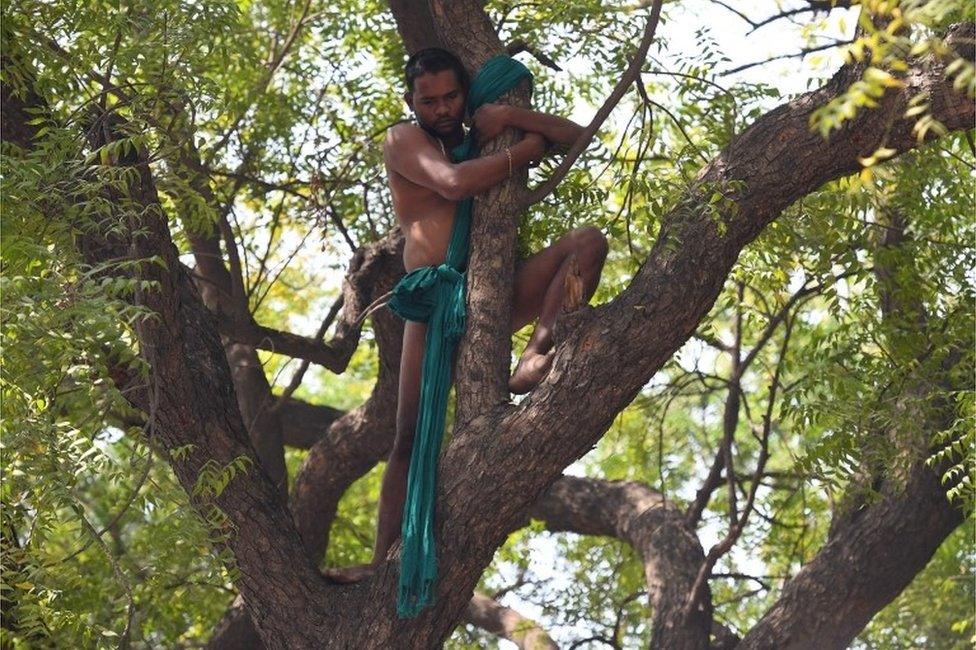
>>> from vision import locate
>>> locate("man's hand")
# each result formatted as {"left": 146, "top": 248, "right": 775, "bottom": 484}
{"left": 502, "top": 106, "right": 583, "bottom": 151}
{"left": 473, "top": 103, "right": 510, "bottom": 146}
{"left": 523, "top": 132, "right": 548, "bottom": 165}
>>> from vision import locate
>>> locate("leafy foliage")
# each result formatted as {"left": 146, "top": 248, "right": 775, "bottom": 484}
{"left": 1, "top": 0, "right": 972, "bottom": 647}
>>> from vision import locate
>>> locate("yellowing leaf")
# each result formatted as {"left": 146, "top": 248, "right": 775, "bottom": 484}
{"left": 905, "top": 103, "right": 929, "bottom": 118}
{"left": 866, "top": 67, "right": 903, "bottom": 88}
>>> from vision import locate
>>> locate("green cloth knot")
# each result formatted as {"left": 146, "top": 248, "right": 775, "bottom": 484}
{"left": 389, "top": 53, "right": 532, "bottom": 619}
{"left": 387, "top": 263, "right": 467, "bottom": 342}
{"left": 435, "top": 262, "right": 462, "bottom": 284}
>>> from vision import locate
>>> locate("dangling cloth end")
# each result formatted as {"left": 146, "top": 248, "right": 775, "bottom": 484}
{"left": 397, "top": 576, "right": 436, "bottom": 619}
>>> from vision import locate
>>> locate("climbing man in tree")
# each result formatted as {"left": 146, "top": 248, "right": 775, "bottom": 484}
{"left": 324, "top": 47, "right": 608, "bottom": 586}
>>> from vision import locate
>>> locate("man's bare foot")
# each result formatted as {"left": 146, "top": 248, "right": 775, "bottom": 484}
{"left": 323, "top": 562, "right": 378, "bottom": 584}
{"left": 508, "top": 349, "right": 555, "bottom": 395}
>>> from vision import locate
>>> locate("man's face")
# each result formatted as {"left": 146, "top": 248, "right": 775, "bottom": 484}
{"left": 406, "top": 69, "right": 466, "bottom": 137}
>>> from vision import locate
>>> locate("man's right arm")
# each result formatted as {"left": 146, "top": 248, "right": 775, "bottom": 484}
{"left": 384, "top": 124, "right": 545, "bottom": 201}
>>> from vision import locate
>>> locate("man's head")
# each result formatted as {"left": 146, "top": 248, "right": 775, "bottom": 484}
{"left": 403, "top": 47, "right": 469, "bottom": 139}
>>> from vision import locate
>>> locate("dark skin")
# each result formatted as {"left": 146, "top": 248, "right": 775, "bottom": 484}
{"left": 323, "top": 67, "right": 608, "bottom": 584}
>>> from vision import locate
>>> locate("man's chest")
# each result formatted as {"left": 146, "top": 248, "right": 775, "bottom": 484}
{"left": 385, "top": 165, "right": 455, "bottom": 226}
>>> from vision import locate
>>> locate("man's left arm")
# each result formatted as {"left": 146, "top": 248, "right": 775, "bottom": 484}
{"left": 473, "top": 103, "right": 583, "bottom": 156}
{"left": 505, "top": 106, "right": 583, "bottom": 152}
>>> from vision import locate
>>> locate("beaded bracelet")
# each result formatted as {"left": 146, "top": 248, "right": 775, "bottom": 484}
{"left": 505, "top": 146, "right": 512, "bottom": 179}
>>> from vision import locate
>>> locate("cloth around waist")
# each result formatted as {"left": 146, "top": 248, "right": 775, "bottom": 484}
{"left": 387, "top": 262, "right": 467, "bottom": 341}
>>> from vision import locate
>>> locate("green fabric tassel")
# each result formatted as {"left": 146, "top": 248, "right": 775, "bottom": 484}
{"left": 389, "top": 54, "right": 532, "bottom": 619}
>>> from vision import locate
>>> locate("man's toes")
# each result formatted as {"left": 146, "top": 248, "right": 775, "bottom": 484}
{"left": 508, "top": 350, "right": 555, "bottom": 395}
{"left": 508, "top": 372, "right": 528, "bottom": 394}
{"left": 323, "top": 569, "right": 344, "bottom": 584}
{"left": 323, "top": 567, "right": 353, "bottom": 584}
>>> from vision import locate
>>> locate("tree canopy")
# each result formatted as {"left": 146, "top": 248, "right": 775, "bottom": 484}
{"left": 2, "top": 0, "right": 974, "bottom": 648}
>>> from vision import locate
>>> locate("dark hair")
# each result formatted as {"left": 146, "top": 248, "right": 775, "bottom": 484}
{"left": 404, "top": 47, "right": 469, "bottom": 93}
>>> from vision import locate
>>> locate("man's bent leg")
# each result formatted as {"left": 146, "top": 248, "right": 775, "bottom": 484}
{"left": 509, "top": 226, "right": 608, "bottom": 394}
{"left": 324, "top": 320, "right": 426, "bottom": 584}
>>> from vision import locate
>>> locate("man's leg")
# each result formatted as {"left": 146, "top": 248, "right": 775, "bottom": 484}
{"left": 509, "top": 226, "right": 608, "bottom": 394}
{"left": 323, "top": 227, "right": 609, "bottom": 582}
{"left": 324, "top": 320, "right": 426, "bottom": 584}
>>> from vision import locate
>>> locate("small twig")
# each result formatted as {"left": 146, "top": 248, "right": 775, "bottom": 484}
{"left": 521, "top": 0, "right": 664, "bottom": 208}
{"left": 325, "top": 199, "right": 358, "bottom": 252}
{"left": 269, "top": 293, "right": 347, "bottom": 414}
{"left": 939, "top": 143, "right": 976, "bottom": 171}
{"left": 72, "top": 503, "right": 136, "bottom": 649}
{"left": 643, "top": 66, "right": 740, "bottom": 139}
{"left": 705, "top": 0, "right": 757, "bottom": 29}
{"left": 635, "top": 74, "right": 710, "bottom": 164}
{"left": 719, "top": 39, "right": 854, "bottom": 77}
{"left": 506, "top": 39, "right": 562, "bottom": 71}
{"left": 203, "top": 0, "right": 315, "bottom": 167}
{"left": 745, "top": 1, "right": 854, "bottom": 36}
{"left": 489, "top": 564, "right": 531, "bottom": 600}
{"left": 711, "top": 572, "right": 776, "bottom": 590}
{"left": 723, "top": 282, "right": 745, "bottom": 529}
{"left": 683, "top": 315, "right": 794, "bottom": 620}
{"left": 355, "top": 290, "right": 394, "bottom": 326}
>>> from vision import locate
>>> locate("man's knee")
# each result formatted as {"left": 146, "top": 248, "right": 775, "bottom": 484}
{"left": 570, "top": 226, "right": 608, "bottom": 262}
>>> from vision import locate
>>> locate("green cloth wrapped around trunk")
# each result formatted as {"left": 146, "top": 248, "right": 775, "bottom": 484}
{"left": 387, "top": 54, "right": 532, "bottom": 619}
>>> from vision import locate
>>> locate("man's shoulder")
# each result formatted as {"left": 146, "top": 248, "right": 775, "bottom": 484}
{"left": 385, "top": 121, "right": 426, "bottom": 150}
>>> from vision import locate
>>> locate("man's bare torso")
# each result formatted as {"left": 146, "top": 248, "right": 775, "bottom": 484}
{"left": 384, "top": 124, "right": 458, "bottom": 272}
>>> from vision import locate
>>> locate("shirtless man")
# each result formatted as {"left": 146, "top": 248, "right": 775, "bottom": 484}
{"left": 324, "top": 48, "right": 608, "bottom": 584}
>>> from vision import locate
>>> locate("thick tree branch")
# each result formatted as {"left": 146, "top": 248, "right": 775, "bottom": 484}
{"left": 524, "top": 476, "right": 712, "bottom": 650}
{"left": 465, "top": 592, "right": 559, "bottom": 649}
{"left": 386, "top": 0, "right": 444, "bottom": 54}
{"left": 415, "top": 19, "right": 973, "bottom": 650}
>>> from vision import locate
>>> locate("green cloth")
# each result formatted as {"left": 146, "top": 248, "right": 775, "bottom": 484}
{"left": 388, "top": 54, "right": 532, "bottom": 619}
